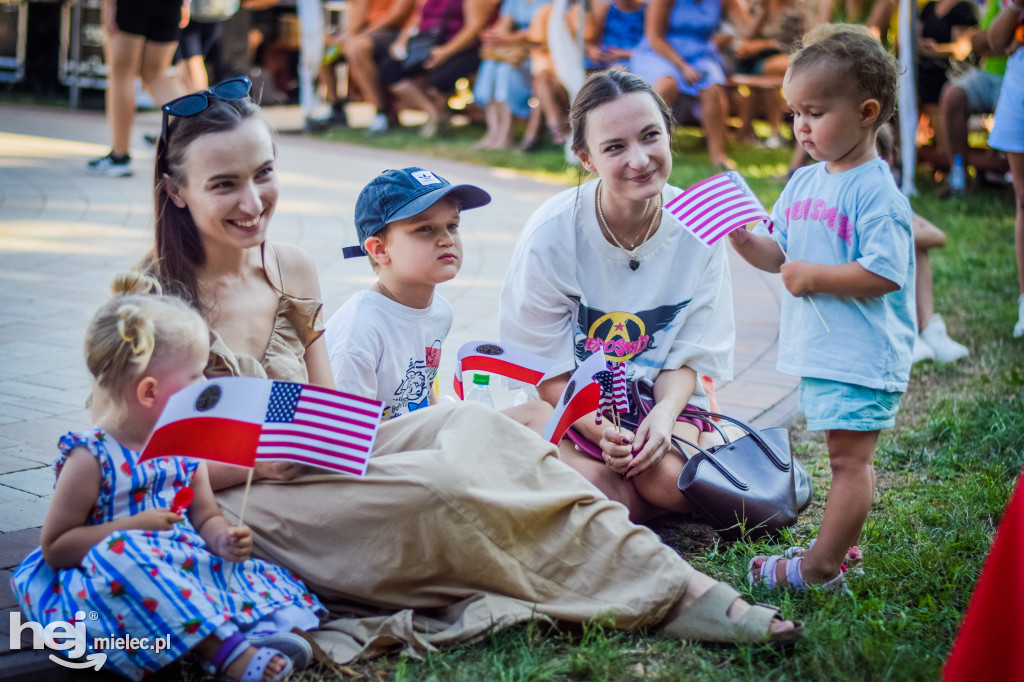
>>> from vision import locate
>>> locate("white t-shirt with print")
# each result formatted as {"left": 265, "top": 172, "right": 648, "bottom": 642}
{"left": 499, "top": 179, "right": 734, "bottom": 404}
{"left": 325, "top": 290, "right": 452, "bottom": 420}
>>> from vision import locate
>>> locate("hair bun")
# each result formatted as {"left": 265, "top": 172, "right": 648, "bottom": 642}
{"left": 111, "top": 271, "right": 163, "bottom": 297}
{"left": 116, "top": 304, "right": 156, "bottom": 368}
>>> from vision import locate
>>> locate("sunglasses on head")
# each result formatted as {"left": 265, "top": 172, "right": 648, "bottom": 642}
{"left": 160, "top": 76, "right": 253, "bottom": 143}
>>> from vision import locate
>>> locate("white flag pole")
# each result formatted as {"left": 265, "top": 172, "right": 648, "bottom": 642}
{"left": 224, "top": 467, "right": 255, "bottom": 591}
{"left": 297, "top": 0, "right": 324, "bottom": 118}
{"left": 897, "top": 0, "right": 918, "bottom": 197}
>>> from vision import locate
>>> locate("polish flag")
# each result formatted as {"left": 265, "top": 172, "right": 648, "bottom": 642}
{"left": 541, "top": 352, "right": 608, "bottom": 445}
{"left": 453, "top": 341, "right": 556, "bottom": 399}
{"left": 141, "top": 378, "right": 271, "bottom": 468}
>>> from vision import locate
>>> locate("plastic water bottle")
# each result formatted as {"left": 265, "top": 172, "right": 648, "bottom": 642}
{"left": 950, "top": 155, "right": 966, "bottom": 198}
{"left": 465, "top": 373, "right": 495, "bottom": 409}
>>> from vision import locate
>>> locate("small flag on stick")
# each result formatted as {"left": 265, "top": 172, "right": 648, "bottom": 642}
{"left": 610, "top": 361, "right": 630, "bottom": 414}
{"left": 664, "top": 171, "right": 769, "bottom": 247}
{"left": 453, "top": 341, "right": 556, "bottom": 399}
{"left": 541, "top": 352, "right": 608, "bottom": 445}
{"left": 141, "top": 377, "right": 385, "bottom": 477}
{"left": 594, "top": 370, "right": 615, "bottom": 426}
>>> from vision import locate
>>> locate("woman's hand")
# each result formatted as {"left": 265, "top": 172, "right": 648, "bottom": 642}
{"left": 679, "top": 61, "right": 704, "bottom": 85}
{"left": 129, "top": 509, "right": 182, "bottom": 532}
{"left": 102, "top": 0, "right": 118, "bottom": 35}
{"left": 626, "top": 402, "right": 678, "bottom": 478}
{"left": 600, "top": 426, "right": 635, "bottom": 474}
{"left": 425, "top": 46, "right": 450, "bottom": 69}
{"left": 390, "top": 37, "right": 409, "bottom": 61}
{"left": 213, "top": 525, "right": 253, "bottom": 563}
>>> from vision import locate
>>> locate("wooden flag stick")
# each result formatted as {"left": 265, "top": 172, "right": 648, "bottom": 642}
{"left": 225, "top": 467, "right": 255, "bottom": 591}
{"left": 774, "top": 240, "right": 830, "bottom": 333}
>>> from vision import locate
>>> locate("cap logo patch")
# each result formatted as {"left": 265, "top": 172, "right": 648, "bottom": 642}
{"left": 412, "top": 170, "right": 442, "bottom": 186}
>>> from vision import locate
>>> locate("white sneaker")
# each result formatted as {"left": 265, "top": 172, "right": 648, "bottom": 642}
{"left": 911, "top": 334, "right": 934, "bottom": 364}
{"left": 1014, "top": 295, "right": 1024, "bottom": 339}
{"left": 920, "top": 314, "right": 969, "bottom": 362}
{"left": 367, "top": 112, "right": 389, "bottom": 134}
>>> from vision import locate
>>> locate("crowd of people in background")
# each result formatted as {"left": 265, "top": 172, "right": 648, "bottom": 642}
{"left": 85, "top": 0, "right": 1022, "bottom": 338}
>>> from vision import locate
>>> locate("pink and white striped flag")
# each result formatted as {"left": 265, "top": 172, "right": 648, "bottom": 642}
{"left": 663, "top": 171, "right": 769, "bottom": 247}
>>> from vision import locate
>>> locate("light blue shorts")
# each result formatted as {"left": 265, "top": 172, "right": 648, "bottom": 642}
{"left": 798, "top": 378, "right": 903, "bottom": 432}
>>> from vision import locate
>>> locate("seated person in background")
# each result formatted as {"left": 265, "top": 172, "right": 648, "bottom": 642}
{"left": 473, "top": 0, "right": 550, "bottom": 149}
{"left": 309, "top": 0, "right": 417, "bottom": 133}
{"left": 586, "top": 0, "right": 647, "bottom": 70}
{"left": 629, "top": 0, "right": 757, "bottom": 169}
{"left": 326, "top": 167, "right": 551, "bottom": 431}
{"left": 876, "top": 124, "right": 970, "bottom": 363}
{"left": 729, "top": 0, "right": 811, "bottom": 148}
{"left": 379, "top": 0, "right": 498, "bottom": 138}
{"left": 938, "top": 0, "right": 1013, "bottom": 195}
{"left": 521, "top": 0, "right": 594, "bottom": 149}
{"left": 917, "top": 0, "right": 979, "bottom": 148}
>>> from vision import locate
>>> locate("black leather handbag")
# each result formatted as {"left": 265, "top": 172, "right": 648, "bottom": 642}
{"left": 674, "top": 409, "right": 800, "bottom": 540}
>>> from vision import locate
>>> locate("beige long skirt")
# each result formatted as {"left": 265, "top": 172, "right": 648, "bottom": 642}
{"left": 217, "top": 402, "right": 695, "bottom": 662}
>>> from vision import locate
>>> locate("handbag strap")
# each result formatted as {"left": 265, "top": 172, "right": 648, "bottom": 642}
{"left": 672, "top": 435, "right": 751, "bottom": 491}
{"left": 679, "top": 408, "right": 790, "bottom": 471}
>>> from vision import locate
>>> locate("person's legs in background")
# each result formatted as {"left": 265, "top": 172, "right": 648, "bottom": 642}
{"left": 1009, "top": 152, "right": 1024, "bottom": 338}
{"left": 699, "top": 83, "right": 734, "bottom": 169}
{"left": 94, "top": 29, "right": 145, "bottom": 173}
{"left": 346, "top": 30, "right": 397, "bottom": 133}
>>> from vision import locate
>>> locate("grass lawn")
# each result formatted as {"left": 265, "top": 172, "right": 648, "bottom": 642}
{"left": 248, "top": 122, "right": 1024, "bottom": 681}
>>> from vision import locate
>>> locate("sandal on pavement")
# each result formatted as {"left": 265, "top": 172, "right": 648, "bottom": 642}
{"left": 663, "top": 582, "right": 804, "bottom": 647}
{"left": 201, "top": 631, "right": 294, "bottom": 681}
{"left": 248, "top": 631, "right": 313, "bottom": 672}
{"left": 748, "top": 555, "right": 845, "bottom": 592}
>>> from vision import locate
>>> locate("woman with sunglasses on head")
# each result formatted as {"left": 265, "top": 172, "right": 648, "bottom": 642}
{"left": 88, "top": 0, "right": 190, "bottom": 177}
{"left": 142, "top": 76, "right": 801, "bottom": 662}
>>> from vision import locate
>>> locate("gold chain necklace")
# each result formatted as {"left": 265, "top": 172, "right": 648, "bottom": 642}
{"left": 596, "top": 180, "right": 662, "bottom": 271}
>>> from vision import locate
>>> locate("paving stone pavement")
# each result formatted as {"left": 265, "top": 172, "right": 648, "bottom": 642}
{"left": 0, "top": 103, "right": 797, "bottom": 665}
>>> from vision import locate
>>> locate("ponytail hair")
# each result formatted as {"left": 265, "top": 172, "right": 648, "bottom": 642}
{"left": 86, "top": 272, "right": 206, "bottom": 391}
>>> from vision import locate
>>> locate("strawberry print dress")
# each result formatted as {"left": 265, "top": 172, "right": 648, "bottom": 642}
{"left": 10, "top": 429, "right": 326, "bottom": 679}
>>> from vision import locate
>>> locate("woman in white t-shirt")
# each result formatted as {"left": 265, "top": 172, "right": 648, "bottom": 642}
{"left": 500, "top": 69, "right": 735, "bottom": 522}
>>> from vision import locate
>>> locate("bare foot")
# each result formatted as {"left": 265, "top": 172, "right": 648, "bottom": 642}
{"left": 224, "top": 646, "right": 288, "bottom": 681}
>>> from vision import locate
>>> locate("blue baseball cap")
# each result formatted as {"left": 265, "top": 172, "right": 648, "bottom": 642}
{"left": 342, "top": 167, "right": 492, "bottom": 258}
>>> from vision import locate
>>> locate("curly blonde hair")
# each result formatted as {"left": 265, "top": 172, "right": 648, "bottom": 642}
{"left": 789, "top": 23, "right": 903, "bottom": 128}
{"left": 85, "top": 272, "right": 207, "bottom": 391}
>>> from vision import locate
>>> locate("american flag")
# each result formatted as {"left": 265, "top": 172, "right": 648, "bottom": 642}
{"left": 258, "top": 381, "right": 385, "bottom": 477}
{"left": 594, "top": 370, "right": 615, "bottom": 424}
{"left": 664, "top": 171, "right": 769, "bottom": 247}
{"left": 610, "top": 361, "right": 630, "bottom": 414}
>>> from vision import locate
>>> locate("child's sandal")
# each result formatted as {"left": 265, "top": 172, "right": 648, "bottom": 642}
{"left": 248, "top": 631, "right": 313, "bottom": 672}
{"left": 202, "top": 631, "right": 294, "bottom": 682}
{"left": 748, "top": 555, "right": 846, "bottom": 592}
{"left": 784, "top": 539, "right": 863, "bottom": 567}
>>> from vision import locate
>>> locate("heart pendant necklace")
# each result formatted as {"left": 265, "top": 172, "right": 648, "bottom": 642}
{"left": 596, "top": 180, "right": 661, "bottom": 271}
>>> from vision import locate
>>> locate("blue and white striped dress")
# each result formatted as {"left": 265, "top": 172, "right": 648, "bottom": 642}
{"left": 11, "top": 429, "right": 326, "bottom": 679}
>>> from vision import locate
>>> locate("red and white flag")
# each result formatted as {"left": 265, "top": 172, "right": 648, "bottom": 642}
{"left": 541, "top": 352, "right": 608, "bottom": 445}
{"left": 141, "top": 378, "right": 384, "bottom": 477}
{"left": 664, "top": 171, "right": 769, "bottom": 247}
{"left": 453, "top": 341, "right": 556, "bottom": 399}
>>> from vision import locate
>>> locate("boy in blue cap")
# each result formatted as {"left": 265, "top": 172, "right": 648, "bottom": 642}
{"left": 326, "top": 168, "right": 549, "bottom": 431}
